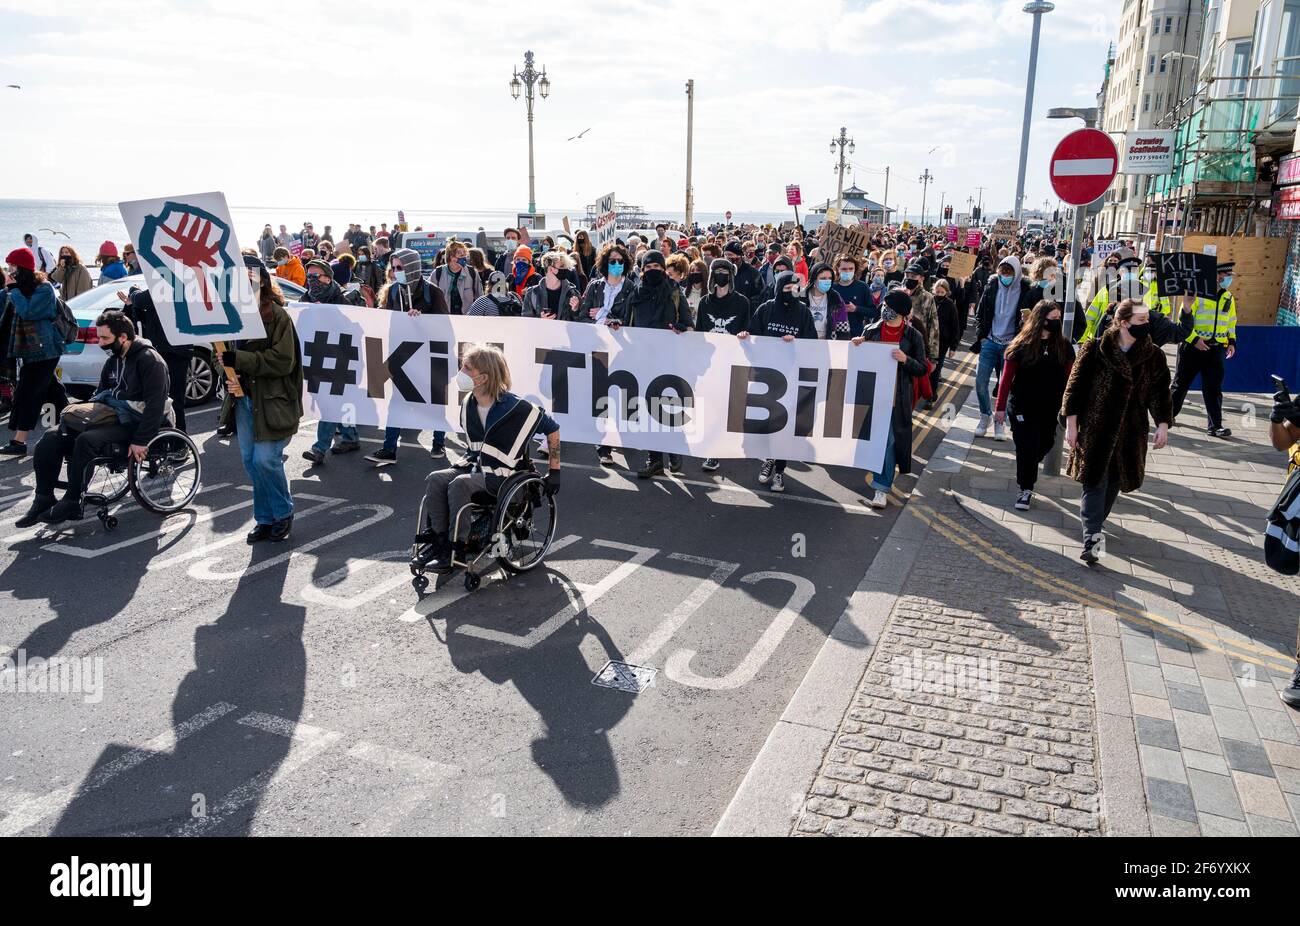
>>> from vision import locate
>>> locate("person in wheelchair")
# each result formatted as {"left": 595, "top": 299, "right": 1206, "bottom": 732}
{"left": 17, "top": 309, "right": 171, "bottom": 527}
{"left": 416, "top": 344, "right": 560, "bottom": 571}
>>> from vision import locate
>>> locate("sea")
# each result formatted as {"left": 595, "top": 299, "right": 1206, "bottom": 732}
{"left": 1, "top": 199, "right": 795, "bottom": 262}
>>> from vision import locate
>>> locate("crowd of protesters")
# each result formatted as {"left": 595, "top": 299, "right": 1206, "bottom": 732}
{"left": 0, "top": 213, "right": 1242, "bottom": 562}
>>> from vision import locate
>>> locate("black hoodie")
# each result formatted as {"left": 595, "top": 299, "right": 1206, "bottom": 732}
{"left": 750, "top": 271, "right": 817, "bottom": 339}
{"left": 696, "top": 258, "right": 751, "bottom": 335}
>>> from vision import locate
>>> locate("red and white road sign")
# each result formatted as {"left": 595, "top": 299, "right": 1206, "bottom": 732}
{"left": 1049, "top": 129, "right": 1118, "bottom": 206}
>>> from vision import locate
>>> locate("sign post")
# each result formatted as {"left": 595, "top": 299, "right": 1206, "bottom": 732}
{"left": 1049, "top": 128, "right": 1118, "bottom": 340}
{"left": 786, "top": 184, "right": 802, "bottom": 227}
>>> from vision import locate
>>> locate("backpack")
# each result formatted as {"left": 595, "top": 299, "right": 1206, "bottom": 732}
{"left": 488, "top": 294, "right": 521, "bottom": 317}
{"left": 53, "top": 296, "right": 79, "bottom": 346}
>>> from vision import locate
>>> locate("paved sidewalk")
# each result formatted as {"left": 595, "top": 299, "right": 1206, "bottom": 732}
{"left": 717, "top": 383, "right": 1300, "bottom": 837}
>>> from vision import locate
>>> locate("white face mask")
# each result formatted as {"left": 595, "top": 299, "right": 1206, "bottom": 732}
{"left": 394, "top": 269, "right": 408, "bottom": 285}
{"left": 455, "top": 370, "right": 477, "bottom": 391}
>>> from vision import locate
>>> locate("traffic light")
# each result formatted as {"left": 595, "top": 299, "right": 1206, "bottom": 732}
{"left": 972, "top": 206, "right": 981, "bottom": 223}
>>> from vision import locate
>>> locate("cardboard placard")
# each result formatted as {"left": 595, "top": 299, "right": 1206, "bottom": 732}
{"left": 1152, "top": 251, "right": 1217, "bottom": 299}
{"left": 991, "top": 218, "right": 1018, "bottom": 240}
{"left": 947, "top": 251, "right": 977, "bottom": 280}
{"left": 819, "top": 221, "right": 871, "bottom": 259}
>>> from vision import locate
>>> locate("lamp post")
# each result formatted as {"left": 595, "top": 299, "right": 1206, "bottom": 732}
{"left": 1013, "top": 1, "right": 1055, "bottom": 223}
{"left": 510, "top": 50, "right": 550, "bottom": 215}
{"left": 830, "top": 127, "right": 855, "bottom": 216}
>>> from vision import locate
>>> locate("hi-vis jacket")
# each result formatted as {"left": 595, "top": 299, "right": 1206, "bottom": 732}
{"left": 458, "top": 391, "right": 558, "bottom": 492}
{"left": 1186, "top": 289, "right": 1237, "bottom": 345}
{"left": 1080, "top": 277, "right": 1145, "bottom": 342}
{"left": 1143, "top": 279, "right": 1173, "bottom": 317}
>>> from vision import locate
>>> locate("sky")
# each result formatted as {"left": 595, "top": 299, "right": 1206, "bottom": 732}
{"left": 0, "top": 0, "right": 1122, "bottom": 220}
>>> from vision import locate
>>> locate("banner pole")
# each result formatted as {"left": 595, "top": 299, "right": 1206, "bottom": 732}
{"left": 212, "top": 340, "right": 243, "bottom": 398}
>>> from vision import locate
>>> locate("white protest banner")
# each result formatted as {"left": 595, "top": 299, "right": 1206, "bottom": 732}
{"left": 286, "top": 308, "right": 898, "bottom": 471}
{"left": 593, "top": 192, "right": 618, "bottom": 249}
{"left": 118, "top": 191, "right": 264, "bottom": 346}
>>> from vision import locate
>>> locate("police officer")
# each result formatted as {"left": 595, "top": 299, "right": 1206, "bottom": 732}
{"left": 1080, "top": 249, "right": 1143, "bottom": 343}
{"left": 1171, "top": 261, "right": 1237, "bottom": 438}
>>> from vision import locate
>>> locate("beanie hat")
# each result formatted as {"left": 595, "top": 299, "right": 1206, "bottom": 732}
{"left": 5, "top": 247, "right": 35, "bottom": 272}
{"left": 723, "top": 240, "right": 744, "bottom": 256}
{"left": 513, "top": 245, "right": 533, "bottom": 262}
{"left": 642, "top": 249, "right": 667, "bottom": 269}
{"left": 306, "top": 259, "right": 333, "bottom": 278}
{"left": 99, "top": 240, "right": 119, "bottom": 258}
{"left": 884, "top": 289, "right": 913, "bottom": 316}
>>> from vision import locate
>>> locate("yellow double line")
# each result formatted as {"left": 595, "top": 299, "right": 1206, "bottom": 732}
{"left": 909, "top": 500, "right": 1292, "bottom": 673}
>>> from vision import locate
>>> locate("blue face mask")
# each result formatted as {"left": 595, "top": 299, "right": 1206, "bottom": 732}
{"left": 816, "top": 279, "right": 833, "bottom": 293}
{"left": 1038, "top": 279, "right": 1052, "bottom": 289}
{"left": 999, "top": 274, "right": 1015, "bottom": 286}
{"left": 838, "top": 271, "right": 854, "bottom": 284}
{"left": 514, "top": 260, "right": 529, "bottom": 275}
{"left": 1221, "top": 275, "right": 1232, "bottom": 289}
{"left": 608, "top": 261, "right": 624, "bottom": 277}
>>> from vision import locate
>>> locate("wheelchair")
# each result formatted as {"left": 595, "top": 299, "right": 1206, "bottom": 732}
{"left": 410, "top": 463, "right": 559, "bottom": 593}
{"left": 65, "top": 427, "right": 203, "bottom": 531}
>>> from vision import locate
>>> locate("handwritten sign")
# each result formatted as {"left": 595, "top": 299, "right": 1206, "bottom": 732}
{"left": 820, "top": 221, "right": 872, "bottom": 259}
{"left": 991, "top": 218, "right": 1018, "bottom": 240}
{"left": 1093, "top": 239, "right": 1120, "bottom": 263}
{"left": 1153, "top": 251, "right": 1217, "bottom": 299}
{"left": 947, "top": 251, "right": 977, "bottom": 279}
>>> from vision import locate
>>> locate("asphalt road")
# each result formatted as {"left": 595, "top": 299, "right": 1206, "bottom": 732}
{"left": 0, "top": 357, "right": 972, "bottom": 836}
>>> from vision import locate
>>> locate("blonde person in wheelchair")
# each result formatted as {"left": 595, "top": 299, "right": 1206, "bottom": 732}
{"left": 16, "top": 309, "right": 172, "bottom": 527}
{"left": 415, "top": 344, "right": 560, "bottom": 573}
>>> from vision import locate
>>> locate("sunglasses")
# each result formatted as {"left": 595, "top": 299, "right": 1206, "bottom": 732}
{"left": 307, "top": 274, "right": 324, "bottom": 282}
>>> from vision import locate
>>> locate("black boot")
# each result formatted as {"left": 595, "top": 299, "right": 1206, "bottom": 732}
{"left": 41, "top": 497, "right": 85, "bottom": 525}
{"left": 14, "top": 494, "right": 55, "bottom": 528}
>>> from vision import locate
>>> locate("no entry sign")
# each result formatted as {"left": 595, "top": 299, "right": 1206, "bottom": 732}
{"left": 1050, "top": 129, "right": 1118, "bottom": 206}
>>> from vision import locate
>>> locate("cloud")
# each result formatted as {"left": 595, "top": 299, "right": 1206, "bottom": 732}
{"left": 0, "top": 0, "right": 1122, "bottom": 216}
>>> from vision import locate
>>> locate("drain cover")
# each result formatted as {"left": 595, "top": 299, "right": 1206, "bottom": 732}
{"left": 592, "top": 661, "right": 657, "bottom": 694}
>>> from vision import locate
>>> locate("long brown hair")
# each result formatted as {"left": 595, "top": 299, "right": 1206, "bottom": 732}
{"left": 1006, "top": 299, "right": 1072, "bottom": 367}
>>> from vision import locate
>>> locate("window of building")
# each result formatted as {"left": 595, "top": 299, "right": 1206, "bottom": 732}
{"left": 1164, "top": 16, "right": 1172, "bottom": 33}
{"left": 1228, "top": 38, "right": 1253, "bottom": 96}
{"left": 1143, "top": 93, "right": 1151, "bottom": 112}
{"left": 1272, "top": 0, "right": 1300, "bottom": 121}
{"left": 1149, "top": 54, "right": 1156, "bottom": 73}
{"left": 1202, "top": 0, "right": 1222, "bottom": 65}
{"left": 1156, "top": 91, "right": 1164, "bottom": 111}
{"left": 1160, "top": 56, "right": 1167, "bottom": 72}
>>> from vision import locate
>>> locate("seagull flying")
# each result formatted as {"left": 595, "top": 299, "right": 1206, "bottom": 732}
{"left": 5, "top": 85, "right": 19, "bottom": 90}
{"left": 567, "top": 127, "right": 591, "bottom": 141}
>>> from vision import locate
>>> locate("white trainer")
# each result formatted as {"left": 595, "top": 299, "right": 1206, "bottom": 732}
{"left": 975, "top": 415, "right": 990, "bottom": 438}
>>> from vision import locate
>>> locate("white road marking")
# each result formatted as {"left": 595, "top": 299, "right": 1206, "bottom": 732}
{"left": 625, "top": 554, "right": 739, "bottom": 666}
{"left": 396, "top": 534, "right": 582, "bottom": 623}
{"left": 0, "top": 701, "right": 236, "bottom": 837}
{"left": 298, "top": 550, "right": 413, "bottom": 609}
{"left": 185, "top": 504, "right": 393, "bottom": 582}
{"left": 147, "top": 494, "right": 345, "bottom": 572}
{"left": 454, "top": 539, "right": 657, "bottom": 648}
{"left": 665, "top": 572, "right": 816, "bottom": 690}
{"left": 39, "top": 491, "right": 253, "bottom": 560}
{"left": 174, "top": 711, "right": 342, "bottom": 836}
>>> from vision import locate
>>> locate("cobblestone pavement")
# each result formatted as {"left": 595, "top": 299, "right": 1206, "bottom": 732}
{"left": 794, "top": 391, "right": 1300, "bottom": 837}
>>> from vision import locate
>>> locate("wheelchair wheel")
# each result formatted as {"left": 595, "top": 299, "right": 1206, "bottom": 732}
{"left": 493, "top": 474, "right": 557, "bottom": 574}
{"left": 128, "top": 429, "right": 201, "bottom": 514}
{"left": 84, "top": 460, "right": 130, "bottom": 506}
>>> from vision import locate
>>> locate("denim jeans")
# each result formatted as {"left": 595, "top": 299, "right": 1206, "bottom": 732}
{"left": 312, "top": 420, "right": 357, "bottom": 454}
{"left": 385, "top": 429, "right": 444, "bottom": 454}
{"left": 872, "top": 425, "right": 898, "bottom": 491}
{"left": 1080, "top": 464, "right": 1122, "bottom": 541}
{"left": 975, "top": 338, "right": 1007, "bottom": 417}
{"left": 235, "top": 396, "right": 293, "bottom": 525}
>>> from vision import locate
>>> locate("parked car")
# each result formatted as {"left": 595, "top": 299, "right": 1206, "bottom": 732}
{"left": 53, "top": 275, "right": 306, "bottom": 406}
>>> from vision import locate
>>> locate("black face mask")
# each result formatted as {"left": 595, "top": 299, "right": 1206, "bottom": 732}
{"left": 1126, "top": 322, "right": 1151, "bottom": 340}
{"left": 904, "top": 278, "right": 919, "bottom": 291}
{"left": 713, "top": 274, "right": 731, "bottom": 290}
{"left": 101, "top": 338, "right": 125, "bottom": 357}
{"left": 642, "top": 268, "right": 665, "bottom": 286}
{"left": 1043, "top": 318, "right": 1062, "bottom": 335}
